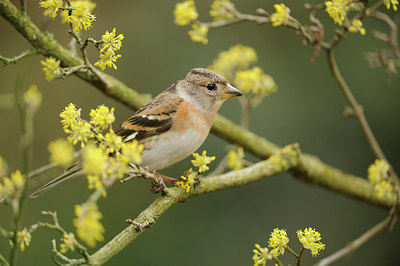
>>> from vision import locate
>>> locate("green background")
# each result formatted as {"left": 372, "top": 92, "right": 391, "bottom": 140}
{"left": 0, "top": 0, "right": 399, "bottom": 265}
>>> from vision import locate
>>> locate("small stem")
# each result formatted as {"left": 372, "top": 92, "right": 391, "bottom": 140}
{"left": 314, "top": 216, "right": 392, "bottom": 266}
{"left": 326, "top": 49, "right": 387, "bottom": 162}
{"left": 0, "top": 48, "right": 36, "bottom": 66}
{"left": 9, "top": 59, "right": 34, "bottom": 266}
{"left": 273, "top": 257, "right": 284, "bottom": 266}
{"left": 297, "top": 247, "right": 305, "bottom": 266}
{"left": 286, "top": 246, "right": 300, "bottom": 258}
{"left": 0, "top": 253, "right": 9, "bottom": 266}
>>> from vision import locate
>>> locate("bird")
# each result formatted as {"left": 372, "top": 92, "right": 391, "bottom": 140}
{"left": 30, "top": 68, "right": 243, "bottom": 197}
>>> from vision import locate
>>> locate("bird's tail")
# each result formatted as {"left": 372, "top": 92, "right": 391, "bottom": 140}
{"left": 29, "top": 162, "right": 84, "bottom": 199}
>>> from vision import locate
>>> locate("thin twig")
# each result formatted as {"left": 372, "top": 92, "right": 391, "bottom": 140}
{"left": 0, "top": 48, "right": 36, "bottom": 66}
{"left": 314, "top": 216, "right": 393, "bottom": 266}
{"left": 326, "top": 50, "right": 386, "bottom": 161}
{"left": 19, "top": 0, "right": 25, "bottom": 15}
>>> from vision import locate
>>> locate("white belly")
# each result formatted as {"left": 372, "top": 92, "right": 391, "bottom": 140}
{"left": 140, "top": 128, "right": 207, "bottom": 171}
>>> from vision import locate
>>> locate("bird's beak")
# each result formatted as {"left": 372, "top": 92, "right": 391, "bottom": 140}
{"left": 219, "top": 84, "right": 244, "bottom": 99}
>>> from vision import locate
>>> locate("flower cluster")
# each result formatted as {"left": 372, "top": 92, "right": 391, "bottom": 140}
{"left": 252, "top": 244, "right": 272, "bottom": 266}
{"left": 23, "top": 84, "right": 42, "bottom": 113}
{"left": 191, "top": 150, "right": 216, "bottom": 173}
{"left": 40, "top": 0, "right": 96, "bottom": 31}
{"left": 209, "top": 44, "right": 258, "bottom": 79}
{"left": 188, "top": 24, "right": 209, "bottom": 44}
{"left": 349, "top": 19, "right": 366, "bottom": 35}
{"left": 67, "top": 4, "right": 96, "bottom": 32}
{"left": 227, "top": 146, "right": 244, "bottom": 170}
{"left": 268, "top": 228, "right": 289, "bottom": 257}
{"left": 325, "top": 0, "right": 351, "bottom": 26}
{"left": 384, "top": 0, "right": 399, "bottom": 11}
{"left": 210, "top": 0, "right": 236, "bottom": 21}
{"left": 174, "top": 0, "right": 198, "bottom": 26}
{"left": 176, "top": 151, "right": 216, "bottom": 192}
{"left": 94, "top": 28, "right": 124, "bottom": 71}
{"left": 9, "top": 228, "right": 32, "bottom": 252}
{"left": 39, "top": 0, "right": 63, "bottom": 18}
{"left": 41, "top": 57, "right": 60, "bottom": 81}
{"left": 253, "top": 227, "right": 324, "bottom": 264}
{"left": 48, "top": 138, "right": 75, "bottom": 167}
{"left": 0, "top": 170, "right": 26, "bottom": 201}
{"left": 60, "top": 0, "right": 96, "bottom": 24}
{"left": 234, "top": 67, "right": 277, "bottom": 96}
{"left": 73, "top": 203, "right": 104, "bottom": 247}
{"left": 175, "top": 168, "right": 197, "bottom": 193}
{"left": 60, "top": 232, "right": 76, "bottom": 253}
{"left": 269, "top": 144, "right": 299, "bottom": 172}
{"left": 367, "top": 159, "right": 392, "bottom": 198}
{"left": 297, "top": 228, "right": 325, "bottom": 256}
{"left": 173, "top": 1, "right": 210, "bottom": 45}
{"left": 270, "top": 3, "right": 291, "bottom": 27}
{"left": 56, "top": 103, "right": 143, "bottom": 194}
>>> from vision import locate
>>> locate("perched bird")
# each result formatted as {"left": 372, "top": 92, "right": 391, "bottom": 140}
{"left": 30, "top": 68, "right": 243, "bottom": 197}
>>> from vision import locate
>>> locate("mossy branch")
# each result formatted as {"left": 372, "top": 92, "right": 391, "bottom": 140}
{"left": 76, "top": 149, "right": 299, "bottom": 265}
{"left": 0, "top": 0, "right": 397, "bottom": 211}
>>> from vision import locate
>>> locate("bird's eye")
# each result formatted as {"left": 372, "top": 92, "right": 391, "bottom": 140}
{"left": 207, "top": 83, "right": 216, "bottom": 91}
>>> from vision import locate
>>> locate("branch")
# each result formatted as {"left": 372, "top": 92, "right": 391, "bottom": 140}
{"left": 314, "top": 215, "right": 393, "bottom": 266}
{"left": 0, "top": 48, "right": 36, "bottom": 66}
{"left": 0, "top": 0, "right": 398, "bottom": 211}
{"left": 78, "top": 152, "right": 299, "bottom": 265}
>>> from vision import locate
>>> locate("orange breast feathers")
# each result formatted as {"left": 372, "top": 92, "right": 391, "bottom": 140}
{"left": 173, "top": 101, "right": 214, "bottom": 136}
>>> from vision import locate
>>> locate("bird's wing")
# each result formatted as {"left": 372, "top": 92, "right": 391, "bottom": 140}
{"left": 115, "top": 92, "right": 183, "bottom": 143}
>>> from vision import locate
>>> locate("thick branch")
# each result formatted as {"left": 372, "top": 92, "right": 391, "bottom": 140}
{"left": 0, "top": 0, "right": 398, "bottom": 211}
{"left": 82, "top": 155, "right": 295, "bottom": 265}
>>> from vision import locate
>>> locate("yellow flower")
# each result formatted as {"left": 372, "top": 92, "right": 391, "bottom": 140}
{"left": 39, "top": 0, "right": 63, "bottom": 18}
{"left": 0, "top": 156, "right": 9, "bottom": 178}
{"left": 325, "top": 0, "right": 351, "bottom": 26}
{"left": 234, "top": 67, "right": 278, "bottom": 96}
{"left": 60, "top": 233, "right": 76, "bottom": 253}
{"left": 101, "top": 129, "right": 123, "bottom": 154}
{"left": 66, "top": 120, "right": 93, "bottom": 148}
{"left": 368, "top": 159, "right": 392, "bottom": 198}
{"left": 82, "top": 145, "right": 108, "bottom": 176}
{"left": 61, "top": 0, "right": 96, "bottom": 24}
{"left": 268, "top": 228, "right": 289, "bottom": 257}
{"left": 209, "top": 44, "right": 257, "bottom": 79}
{"left": 191, "top": 150, "right": 216, "bottom": 173}
{"left": 48, "top": 139, "right": 75, "bottom": 167}
{"left": 94, "top": 49, "right": 122, "bottom": 71}
{"left": 87, "top": 174, "right": 103, "bottom": 191}
{"left": 349, "top": 19, "right": 366, "bottom": 35}
{"left": 41, "top": 57, "right": 60, "bottom": 81}
{"left": 176, "top": 168, "right": 196, "bottom": 192}
{"left": 24, "top": 85, "right": 42, "bottom": 113}
{"left": 89, "top": 105, "right": 115, "bottom": 130}
{"left": 227, "top": 147, "right": 244, "bottom": 170}
{"left": 67, "top": 4, "right": 95, "bottom": 32}
{"left": 384, "top": 0, "right": 399, "bottom": 11}
{"left": 60, "top": 103, "right": 81, "bottom": 130}
{"left": 100, "top": 28, "right": 125, "bottom": 53}
{"left": 210, "top": 0, "right": 236, "bottom": 21}
{"left": 252, "top": 244, "right": 272, "bottom": 266}
{"left": 120, "top": 140, "right": 143, "bottom": 165}
{"left": 297, "top": 228, "right": 325, "bottom": 257}
{"left": 174, "top": 0, "right": 199, "bottom": 26}
{"left": 188, "top": 23, "right": 209, "bottom": 44}
{"left": 270, "top": 3, "right": 291, "bottom": 27}
{"left": 16, "top": 228, "right": 32, "bottom": 252}
{"left": 269, "top": 145, "right": 299, "bottom": 172}
{"left": 73, "top": 203, "right": 104, "bottom": 247}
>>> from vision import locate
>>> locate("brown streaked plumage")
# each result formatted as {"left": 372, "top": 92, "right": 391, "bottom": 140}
{"left": 30, "top": 68, "right": 243, "bottom": 198}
